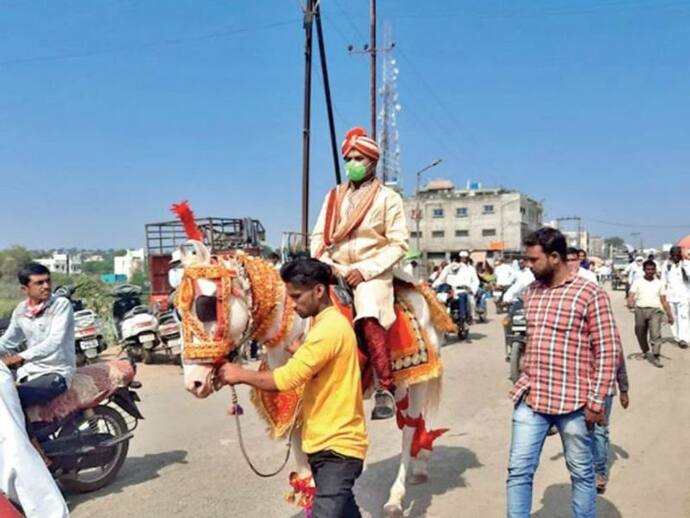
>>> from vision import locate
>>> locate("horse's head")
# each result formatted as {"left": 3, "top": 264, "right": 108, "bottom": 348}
{"left": 176, "top": 242, "right": 251, "bottom": 398}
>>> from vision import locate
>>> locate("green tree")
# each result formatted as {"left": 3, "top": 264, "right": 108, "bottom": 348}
{"left": 0, "top": 246, "right": 33, "bottom": 281}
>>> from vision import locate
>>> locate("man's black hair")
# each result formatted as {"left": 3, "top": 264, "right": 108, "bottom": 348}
{"left": 280, "top": 258, "right": 334, "bottom": 288}
{"left": 524, "top": 227, "right": 567, "bottom": 260}
{"left": 18, "top": 262, "right": 51, "bottom": 286}
{"left": 566, "top": 246, "right": 579, "bottom": 256}
{"left": 643, "top": 259, "right": 657, "bottom": 270}
{"left": 268, "top": 252, "right": 280, "bottom": 261}
{"left": 578, "top": 249, "right": 587, "bottom": 256}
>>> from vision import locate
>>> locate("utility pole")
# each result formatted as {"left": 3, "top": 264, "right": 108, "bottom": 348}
{"left": 348, "top": 0, "right": 393, "bottom": 142}
{"left": 413, "top": 159, "right": 443, "bottom": 253}
{"left": 301, "top": 1, "right": 315, "bottom": 248}
{"left": 555, "top": 216, "right": 583, "bottom": 248}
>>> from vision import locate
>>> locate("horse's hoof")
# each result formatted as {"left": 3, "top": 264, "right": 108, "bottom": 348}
{"left": 409, "top": 473, "right": 429, "bottom": 485}
{"left": 383, "top": 503, "right": 404, "bottom": 518}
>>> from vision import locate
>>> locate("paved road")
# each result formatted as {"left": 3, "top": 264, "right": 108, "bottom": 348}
{"left": 69, "top": 287, "right": 690, "bottom": 517}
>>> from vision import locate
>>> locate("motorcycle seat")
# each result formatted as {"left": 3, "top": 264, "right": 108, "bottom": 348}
{"left": 25, "top": 360, "right": 135, "bottom": 424}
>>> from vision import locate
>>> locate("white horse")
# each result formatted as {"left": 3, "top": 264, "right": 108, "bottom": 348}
{"left": 178, "top": 241, "right": 451, "bottom": 517}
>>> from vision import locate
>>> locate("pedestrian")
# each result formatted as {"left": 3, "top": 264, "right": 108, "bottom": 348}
{"left": 507, "top": 227, "right": 621, "bottom": 518}
{"left": 578, "top": 249, "right": 592, "bottom": 271}
{"left": 628, "top": 260, "right": 673, "bottom": 367}
{"left": 591, "top": 356, "right": 629, "bottom": 495}
{"left": 0, "top": 263, "right": 76, "bottom": 410}
{"left": 216, "top": 259, "right": 367, "bottom": 518}
{"left": 624, "top": 256, "right": 644, "bottom": 298}
{"left": 567, "top": 247, "right": 598, "bottom": 284}
{"left": 660, "top": 246, "right": 690, "bottom": 349}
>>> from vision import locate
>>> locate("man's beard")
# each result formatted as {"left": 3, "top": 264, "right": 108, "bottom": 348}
{"left": 532, "top": 267, "right": 554, "bottom": 283}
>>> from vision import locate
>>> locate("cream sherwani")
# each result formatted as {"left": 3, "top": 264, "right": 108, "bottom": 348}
{"left": 311, "top": 181, "right": 409, "bottom": 329}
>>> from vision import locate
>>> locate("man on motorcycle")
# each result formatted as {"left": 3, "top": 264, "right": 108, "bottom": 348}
{"left": 504, "top": 257, "right": 536, "bottom": 305}
{"left": 0, "top": 263, "right": 76, "bottom": 409}
{"left": 433, "top": 251, "right": 480, "bottom": 320}
{"left": 0, "top": 362, "right": 69, "bottom": 518}
{"left": 311, "top": 127, "right": 409, "bottom": 420}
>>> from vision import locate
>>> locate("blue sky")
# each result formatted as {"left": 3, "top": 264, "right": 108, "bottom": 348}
{"left": 1, "top": 0, "right": 689, "bottom": 250}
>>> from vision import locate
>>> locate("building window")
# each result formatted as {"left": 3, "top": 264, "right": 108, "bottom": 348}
{"left": 483, "top": 204, "right": 494, "bottom": 214}
{"left": 455, "top": 230, "right": 469, "bottom": 237}
{"left": 410, "top": 231, "right": 422, "bottom": 238}
{"left": 432, "top": 208, "right": 444, "bottom": 219}
{"left": 482, "top": 228, "right": 496, "bottom": 237}
{"left": 432, "top": 230, "right": 445, "bottom": 238}
{"left": 520, "top": 207, "right": 526, "bottom": 215}
{"left": 455, "top": 207, "right": 468, "bottom": 218}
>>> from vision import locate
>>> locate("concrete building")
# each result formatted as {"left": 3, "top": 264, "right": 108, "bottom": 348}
{"left": 588, "top": 236, "right": 606, "bottom": 257}
{"left": 114, "top": 249, "right": 145, "bottom": 280}
{"left": 36, "top": 253, "right": 82, "bottom": 275}
{"left": 404, "top": 180, "right": 544, "bottom": 261}
{"left": 561, "top": 230, "right": 590, "bottom": 251}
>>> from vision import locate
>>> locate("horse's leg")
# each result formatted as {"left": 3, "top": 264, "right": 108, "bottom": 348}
{"left": 383, "top": 383, "right": 427, "bottom": 517}
{"left": 291, "top": 425, "right": 311, "bottom": 478}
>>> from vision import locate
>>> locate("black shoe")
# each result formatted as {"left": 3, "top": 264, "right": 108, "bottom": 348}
{"left": 546, "top": 424, "right": 558, "bottom": 436}
{"left": 679, "top": 341, "right": 689, "bottom": 350}
{"left": 371, "top": 390, "right": 396, "bottom": 420}
{"left": 646, "top": 351, "right": 663, "bottom": 368}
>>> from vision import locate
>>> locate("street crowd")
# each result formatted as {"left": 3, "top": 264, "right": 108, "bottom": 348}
{"left": 1, "top": 127, "right": 689, "bottom": 518}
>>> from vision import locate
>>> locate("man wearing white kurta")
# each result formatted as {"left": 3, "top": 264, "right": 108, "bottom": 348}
{"left": 661, "top": 246, "right": 690, "bottom": 348}
{"left": 0, "top": 363, "right": 69, "bottom": 518}
{"left": 311, "top": 127, "right": 409, "bottom": 420}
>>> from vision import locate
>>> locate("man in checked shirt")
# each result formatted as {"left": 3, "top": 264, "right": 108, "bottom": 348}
{"left": 506, "top": 228, "right": 622, "bottom": 518}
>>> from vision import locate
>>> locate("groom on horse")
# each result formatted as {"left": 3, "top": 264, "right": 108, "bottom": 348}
{"left": 311, "top": 127, "right": 409, "bottom": 420}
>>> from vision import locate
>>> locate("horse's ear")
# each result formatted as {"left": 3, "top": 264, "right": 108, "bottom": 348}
{"left": 181, "top": 240, "right": 211, "bottom": 265}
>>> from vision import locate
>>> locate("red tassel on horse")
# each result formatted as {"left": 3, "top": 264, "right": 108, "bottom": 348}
{"left": 170, "top": 200, "right": 204, "bottom": 242}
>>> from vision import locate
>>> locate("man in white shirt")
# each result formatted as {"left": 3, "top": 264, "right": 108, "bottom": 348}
{"left": 503, "top": 257, "right": 536, "bottom": 304}
{"left": 433, "top": 252, "right": 480, "bottom": 318}
{"left": 660, "top": 246, "right": 690, "bottom": 349}
{"left": 566, "top": 248, "right": 599, "bottom": 284}
{"left": 624, "top": 256, "right": 644, "bottom": 296}
{"left": 0, "top": 363, "right": 70, "bottom": 518}
{"left": 628, "top": 260, "right": 673, "bottom": 367}
{"left": 494, "top": 257, "right": 517, "bottom": 289}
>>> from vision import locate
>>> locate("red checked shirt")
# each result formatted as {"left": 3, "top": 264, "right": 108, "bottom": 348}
{"left": 510, "top": 274, "right": 622, "bottom": 415}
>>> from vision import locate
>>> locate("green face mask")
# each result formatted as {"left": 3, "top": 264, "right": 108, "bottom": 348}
{"left": 345, "top": 161, "right": 368, "bottom": 182}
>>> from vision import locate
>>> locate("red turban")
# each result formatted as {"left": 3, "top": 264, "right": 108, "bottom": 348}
{"left": 340, "top": 127, "right": 380, "bottom": 161}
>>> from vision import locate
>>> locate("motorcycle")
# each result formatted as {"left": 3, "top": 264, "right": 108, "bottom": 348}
{"left": 157, "top": 309, "right": 183, "bottom": 364}
{"left": 74, "top": 309, "right": 107, "bottom": 366}
{"left": 503, "top": 298, "right": 527, "bottom": 382}
{"left": 474, "top": 288, "right": 489, "bottom": 323}
{"left": 493, "top": 285, "right": 511, "bottom": 314}
{"left": 112, "top": 285, "right": 160, "bottom": 364}
{"left": 435, "top": 283, "right": 470, "bottom": 341}
{"left": 26, "top": 359, "right": 143, "bottom": 494}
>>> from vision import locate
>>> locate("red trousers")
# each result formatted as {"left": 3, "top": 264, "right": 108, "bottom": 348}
{"left": 359, "top": 318, "right": 395, "bottom": 392}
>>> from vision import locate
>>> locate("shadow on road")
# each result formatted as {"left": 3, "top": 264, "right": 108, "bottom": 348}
{"left": 66, "top": 449, "right": 188, "bottom": 512}
{"left": 354, "top": 445, "right": 482, "bottom": 518}
{"left": 550, "top": 442, "right": 629, "bottom": 476}
{"left": 532, "top": 483, "right": 622, "bottom": 517}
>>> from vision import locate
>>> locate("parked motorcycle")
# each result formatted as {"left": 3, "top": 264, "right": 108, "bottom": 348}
{"left": 503, "top": 298, "right": 527, "bottom": 382}
{"left": 436, "top": 283, "right": 470, "bottom": 341}
{"left": 112, "top": 285, "right": 160, "bottom": 364}
{"left": 26, "top": 359, "right": 143, "bottom": 494}
{"left": 74, "top": 309, "right": 107, "bottom": 366}
{"left": 157, "top": 309, "right": 183, "bottom": 364}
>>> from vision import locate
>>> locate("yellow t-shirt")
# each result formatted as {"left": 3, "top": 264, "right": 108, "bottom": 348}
{"left": 273, "top": 306, "right": 368, "bottom": 460}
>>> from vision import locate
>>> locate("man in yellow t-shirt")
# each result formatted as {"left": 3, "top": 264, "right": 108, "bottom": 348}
{"left": 217, "top": 258, "right": 368, "bottom": 518}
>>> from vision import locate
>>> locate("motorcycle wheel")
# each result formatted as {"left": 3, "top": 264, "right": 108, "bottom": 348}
{"left": 58, "top": 406, "right": 130, "bottom": 494}
{"left": 76, "top": 352, "right": 86, "bottom": 367}
{"left": 509, "top": 341, "right": 524, "bottom": 383}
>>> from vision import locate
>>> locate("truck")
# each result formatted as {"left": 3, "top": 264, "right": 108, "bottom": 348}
{"left": 145, "top": 216, "right": 266, "bottom": 310}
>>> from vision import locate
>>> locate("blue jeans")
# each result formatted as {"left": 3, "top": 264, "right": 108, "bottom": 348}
{"left": 507, "top": 401, "right": 596, "bottom": 518}
{"left": 591, "top": 395, "right": 614, "bottom": 479}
